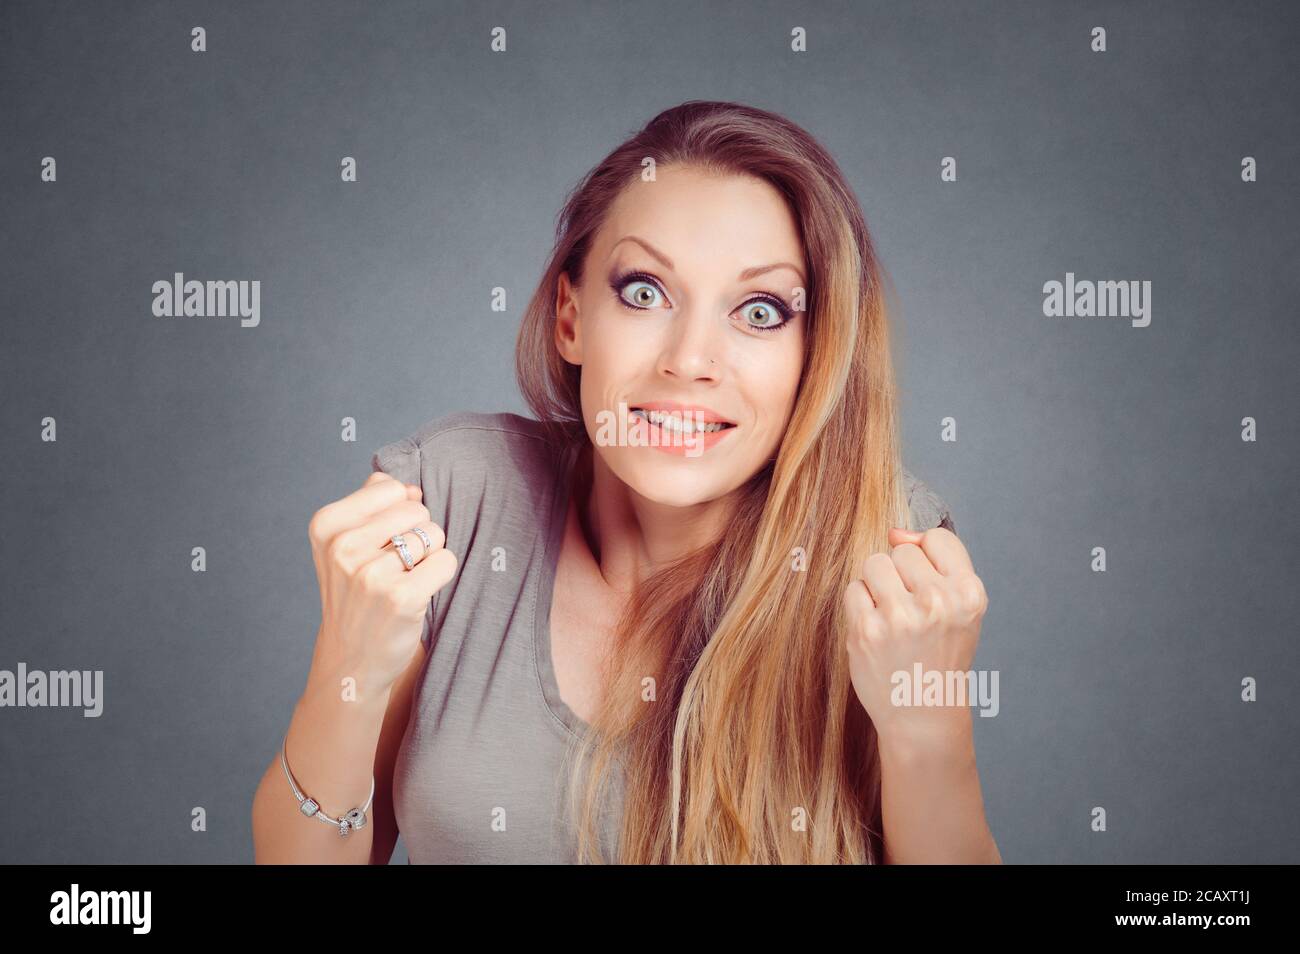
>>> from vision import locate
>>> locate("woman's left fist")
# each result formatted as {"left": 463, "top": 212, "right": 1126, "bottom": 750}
{"left": 843, "top": 525, "right": 989, "bottom": 752}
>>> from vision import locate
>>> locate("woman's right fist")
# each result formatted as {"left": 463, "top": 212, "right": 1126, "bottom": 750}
{"left": 307, "top": 470, "right": 458, "bottom": 691}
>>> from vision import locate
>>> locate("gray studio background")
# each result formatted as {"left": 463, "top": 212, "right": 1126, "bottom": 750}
{"left": 2, "top": 0, "right": 1297, "bottom": 864}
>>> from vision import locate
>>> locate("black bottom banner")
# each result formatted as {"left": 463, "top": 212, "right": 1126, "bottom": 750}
{"left": 8, "top": 863, "right": 1280, "bottom": 938}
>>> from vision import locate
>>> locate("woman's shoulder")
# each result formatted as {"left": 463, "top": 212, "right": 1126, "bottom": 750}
{"left": 369, "top": 410, "right": 566, "bottom": 526}
{"left": 371, "top": 410, "right": 554, "bottom": 478}
{"left": 900, "top": 466, "right": 956, "bottom": 534}
{"left": 379, "top": 409, "right": 551, "bottom": 454}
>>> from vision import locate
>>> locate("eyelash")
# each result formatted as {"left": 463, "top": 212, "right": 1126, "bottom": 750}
{"left": 607, "top": 269, "right": 795, "bottom": 334}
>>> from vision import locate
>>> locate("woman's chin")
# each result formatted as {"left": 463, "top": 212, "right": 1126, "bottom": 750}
{"left": 610, "top": 461, "right": 736, "bottom": 509}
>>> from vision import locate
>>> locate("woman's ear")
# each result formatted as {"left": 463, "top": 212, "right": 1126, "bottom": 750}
{"left": 554, "top": 271, "right": 582, "bottom": 365}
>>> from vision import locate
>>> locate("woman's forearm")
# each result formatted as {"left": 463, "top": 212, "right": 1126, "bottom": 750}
{"left": 251, "top": 655, "right": 392, "bottom": 864}
{"left": 878, "top": 715, "right": 1002, "bottom": 864}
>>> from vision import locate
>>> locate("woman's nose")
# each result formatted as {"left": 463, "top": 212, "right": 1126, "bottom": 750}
{"left": 656, "top": 309, "right": 723, "bottom": 381}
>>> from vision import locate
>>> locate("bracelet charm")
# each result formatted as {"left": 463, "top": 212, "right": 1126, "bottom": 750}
{"left": 280, "top": 734, "right": 375, "bottom": 838}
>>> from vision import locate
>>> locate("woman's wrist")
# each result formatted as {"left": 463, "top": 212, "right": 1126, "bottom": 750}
{"left": 283, "top": 662, "right": 392, "bottom": 818}
{"left": 877, "top": 707, "right": 976, "bottom": 769}
{"left": 304, "top": 644, "right": 398, "bottom": 710}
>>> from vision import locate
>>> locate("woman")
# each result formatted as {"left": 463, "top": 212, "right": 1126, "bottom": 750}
{"left": 252, "top": 100, "right": 1000, "bottom": 864}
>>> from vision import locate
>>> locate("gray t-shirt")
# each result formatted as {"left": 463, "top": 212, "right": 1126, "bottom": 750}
{"left": 370, "top": 410, "right": 954, "bottom": 864}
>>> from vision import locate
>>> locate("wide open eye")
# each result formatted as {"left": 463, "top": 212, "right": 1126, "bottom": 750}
{"left": 622, "top": 281, "right": 664, "bottom": 308}
{"left": 611, "top": 271, "right": 669, "bottom": 310}
{"left": 738, "top": 296, "right": 793, "bottom": 333}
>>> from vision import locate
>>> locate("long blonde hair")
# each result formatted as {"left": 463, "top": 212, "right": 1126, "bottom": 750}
{"left": 515, "top": 100, "right": 911, "bottom": 863}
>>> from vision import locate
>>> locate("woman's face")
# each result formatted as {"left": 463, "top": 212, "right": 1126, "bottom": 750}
{"left": 555, "top": 164, "right": 808, "bottom": 508}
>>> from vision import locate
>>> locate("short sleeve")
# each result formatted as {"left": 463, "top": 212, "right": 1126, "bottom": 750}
{"left": 368, "top": 435, "right": 436, "bottom": 651}
{"left": 367, "top": 411, "right": 547, "bottom": 655}
{"left": 902, "top": 468, "right": 956, "bottom": 534}
{"left": 371, "top": 436, "right": 422, "bottom": 487}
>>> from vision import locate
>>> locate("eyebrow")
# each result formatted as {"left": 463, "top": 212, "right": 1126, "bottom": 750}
{"left": 610, "top": 235, "right": 805, "bottom": 285}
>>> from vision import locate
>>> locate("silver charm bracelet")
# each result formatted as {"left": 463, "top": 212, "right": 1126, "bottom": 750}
{"left": 281, "top": 734, "right": 375, "bottom": 837}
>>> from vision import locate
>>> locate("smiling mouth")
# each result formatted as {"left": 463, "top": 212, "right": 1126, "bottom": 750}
{"left": 629, "top": 407, "right": 737, "bottom": 434}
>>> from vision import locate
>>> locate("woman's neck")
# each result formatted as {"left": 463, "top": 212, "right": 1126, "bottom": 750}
{"left": 573, "top": 443, "right": 735, "bottom": 593}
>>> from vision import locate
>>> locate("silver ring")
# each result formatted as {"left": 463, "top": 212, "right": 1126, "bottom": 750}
{"left": 410, "top": 526, "right": 434, "bottom": 558}
{"left": 390, "top": 533, "right": 415, "bottom": 571}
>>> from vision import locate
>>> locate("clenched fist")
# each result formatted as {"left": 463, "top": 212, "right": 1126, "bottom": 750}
{"left": 307, "top": 470, "right": 458, "bottom": 692}
{"left": 843, "top": 526, "right": 989, "bottom": 754}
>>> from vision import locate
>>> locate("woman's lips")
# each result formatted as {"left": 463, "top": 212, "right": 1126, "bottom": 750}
{"left": 629, "top": 399, "right": 735, "bottom": 425}
{"left": 626, "top": 407, "right": 736, "bottom": 456}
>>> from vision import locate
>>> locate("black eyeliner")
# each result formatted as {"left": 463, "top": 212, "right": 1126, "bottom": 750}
{"left": 608, "top": 267, "right": 795, "bottom": 333}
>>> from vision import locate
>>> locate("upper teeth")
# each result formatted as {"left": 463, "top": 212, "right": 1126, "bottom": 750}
{"left": 632, "top": 408, "right": 729, "bottom": 433}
